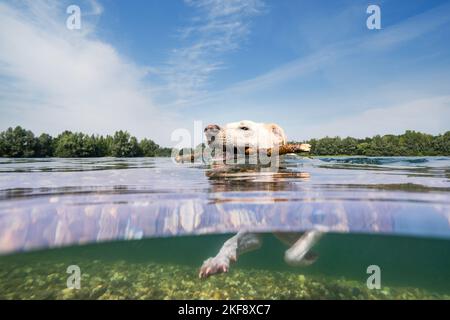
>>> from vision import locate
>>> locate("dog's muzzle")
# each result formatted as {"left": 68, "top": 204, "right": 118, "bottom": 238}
{"left": 204, "top": 124, "right": 221, "bottom": 145}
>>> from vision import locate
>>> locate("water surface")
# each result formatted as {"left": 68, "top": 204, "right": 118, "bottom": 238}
{"left": 0, "top": 156, "right": 449, "bottom": 299}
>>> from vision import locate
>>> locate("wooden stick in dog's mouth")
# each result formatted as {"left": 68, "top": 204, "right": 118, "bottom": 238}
{"left": 244, "top": 144, "right": 311, "bottom": 156}
{"left": 175, "top": 143, "right": 311, "bottom": 163}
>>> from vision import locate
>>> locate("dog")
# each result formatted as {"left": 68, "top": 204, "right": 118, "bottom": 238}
{"left": 204, "top": 120, "right": 287, "bottom": 150}
{"left": 199, "top": 120, "right": 322, "bottom": 278}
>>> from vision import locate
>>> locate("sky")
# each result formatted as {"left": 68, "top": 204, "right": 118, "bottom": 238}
{"left": 0, "top": 0, "right": 450, "bottom": 147}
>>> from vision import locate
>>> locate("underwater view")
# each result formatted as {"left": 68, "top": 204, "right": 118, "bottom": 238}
{"left": 0, "top": 156, "right": 449, "bottom": 300}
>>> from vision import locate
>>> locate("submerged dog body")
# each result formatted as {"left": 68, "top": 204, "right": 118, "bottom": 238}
{"left": 199, "top": 120, "right": 321, "bottom": 278}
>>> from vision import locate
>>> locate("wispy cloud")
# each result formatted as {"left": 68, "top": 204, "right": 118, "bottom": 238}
{"left": 0, "top": 0, "right": 182, "bottom": 144}
{"left": 161, "top": 0, "right": 265, "bottom": 103}
{"left": 178, "top": 1, "right": 450, "bottom": 109}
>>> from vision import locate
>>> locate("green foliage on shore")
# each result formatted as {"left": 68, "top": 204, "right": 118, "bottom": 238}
{"left": 0, "top": 126, "right": 171, "bottom": 158}
{"left": 294, "top": 130, "right": 450, "bottom": 156}
{"left": 1, "top": 126, "right": 449, "bottom": 157}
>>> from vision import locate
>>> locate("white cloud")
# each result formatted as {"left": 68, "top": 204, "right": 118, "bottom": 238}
{"left": 160, "top": 0, "right": 265, "bottom": 103}
{"left": 297, "top": 96, "right": 450, "bottom": 140}
{"left": 0, "top": 0, "right": 182, "bottom": 145}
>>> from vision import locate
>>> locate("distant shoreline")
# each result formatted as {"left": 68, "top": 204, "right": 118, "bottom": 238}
{"left": 0, "top": 126, "right": 449, "bottom": 158}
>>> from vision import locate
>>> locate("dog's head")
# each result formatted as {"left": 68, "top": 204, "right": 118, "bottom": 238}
{"left": 204, "top": 120, "right": 287, "bottom": 150}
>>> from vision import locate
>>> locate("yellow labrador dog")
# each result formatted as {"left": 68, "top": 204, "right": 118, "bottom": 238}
{"left": 199, "top": 120, "right": 321, "bottom": 278}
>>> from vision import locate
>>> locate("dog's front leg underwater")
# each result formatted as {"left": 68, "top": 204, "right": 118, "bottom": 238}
{"left": 199, "top": 231, "right": 262, "bottom": 278}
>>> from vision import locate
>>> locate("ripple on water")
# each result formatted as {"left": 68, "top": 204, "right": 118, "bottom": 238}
{"left": 0, "top": 156, "right": 449, "bottom": 254}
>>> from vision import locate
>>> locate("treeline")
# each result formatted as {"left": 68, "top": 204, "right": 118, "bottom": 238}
{"left": 295, "top": 130, "right": 450, "bottom": 156}
{"left": 0, "top": 126, "right": 171, "bottom": 157}
{"left": 1, "top": 126, "right": 449, "bottom": 158}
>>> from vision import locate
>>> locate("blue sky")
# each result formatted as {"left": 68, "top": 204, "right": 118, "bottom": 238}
{"left": 0, "top": 0, "right": 449, "bottom": 146}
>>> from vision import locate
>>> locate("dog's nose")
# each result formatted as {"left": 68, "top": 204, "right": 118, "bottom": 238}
{"left": 204, "top": 124, "right": 221, "bottom": 132}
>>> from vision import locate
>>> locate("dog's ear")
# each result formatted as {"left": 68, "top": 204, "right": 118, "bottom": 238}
{"left": 266, "top": 123, "right": 287, "bottom": 145}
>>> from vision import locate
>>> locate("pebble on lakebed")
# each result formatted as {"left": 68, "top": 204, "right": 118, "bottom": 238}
{"left": 0, "top": 260, "right": 448, "bottom": 300}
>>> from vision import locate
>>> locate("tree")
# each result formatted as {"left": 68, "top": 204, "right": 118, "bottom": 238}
{"left": 311, "top": 136, "right": 342, "bottom": 155}
{"left": 96, "top": 135, "right": 113, "bottom": 157}
{"left": 340, "top": 137, "right": 359, "bottom": 155}
{"left": 0, "top": 126, "right": 37, "bottom": 157}
{"left": 54, "top": 131, "right": 97, "bottom": 157}
{"left": 54, "top": 131, "right": 75, "bottom": 157}
{"left": 140, "top": 138, "right": 159, "bottom": 157}
{"left": 356, "top": 142, "right": 370, "bottom": 156}
{"left": 155, "top": 147, "right": 172, "bottom": 157}
{"left": 398, "top": 130, "right": 433, "bottom": 156}
{"left": 36, "top": 133, "right": 54, "bottom": 157}
{"left": 432, "top": 131, "right": 450, "bottom": 155}
{"left": 110, "top": 131, "right": 141, "bottom": 157}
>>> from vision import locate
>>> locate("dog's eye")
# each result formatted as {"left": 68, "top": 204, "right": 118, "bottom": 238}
{"left": 240, "top": 126, "right": 249, "bottom": 131}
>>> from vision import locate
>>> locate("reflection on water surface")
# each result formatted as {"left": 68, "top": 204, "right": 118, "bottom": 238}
{"left": 0, "top": 156, "right": 449, "bottom": 254}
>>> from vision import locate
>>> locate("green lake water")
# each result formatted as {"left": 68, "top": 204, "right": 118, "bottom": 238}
{"left": 1, "top": 232, "right": 449, "bottom": 299}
